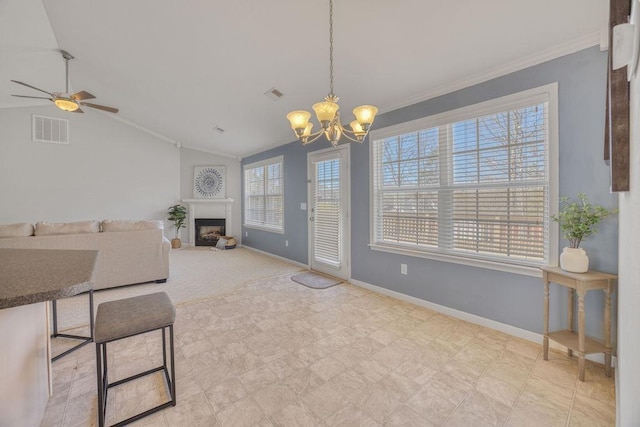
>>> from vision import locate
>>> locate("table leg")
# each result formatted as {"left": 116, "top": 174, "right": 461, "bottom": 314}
{"left": 604, "top": 284, "right": 612, "bottom": 377}
{"left": 543, "top": 274, "right": 550, "bottom": 361}
{"left": 567, "top": 288, "right": 574, "bottom": 358}
{"left": 577, "top": 288, "right": 586, "bottom": 381}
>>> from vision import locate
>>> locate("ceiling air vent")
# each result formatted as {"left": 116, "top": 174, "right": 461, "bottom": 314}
{"left": 264, "top": 87, "right": 284, "bottom": 101}
{"left": 32, "top": 115, "right": 69, "bottom": 144}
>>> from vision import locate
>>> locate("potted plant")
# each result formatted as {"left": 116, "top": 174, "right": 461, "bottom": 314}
{"left": 167, "top": 204, "right": 188, "bottom": 249}
{"left": 551, "top": 193, "right": 616, "bottom": 273}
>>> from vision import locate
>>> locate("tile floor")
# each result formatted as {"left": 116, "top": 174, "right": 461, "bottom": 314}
{"left": 42, "top": 273, "right": 616, "bottom": 426}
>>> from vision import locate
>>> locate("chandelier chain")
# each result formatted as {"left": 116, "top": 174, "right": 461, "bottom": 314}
{"left": 285, "top": 0, "right": 377, "bottom": 146}
{"left": 329, "top": 0, "right": 334, "bottom": 96}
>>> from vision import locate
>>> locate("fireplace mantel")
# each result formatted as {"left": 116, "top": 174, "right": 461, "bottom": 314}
{"left": 182, "top": 198, "right": 234, "bottom": 245}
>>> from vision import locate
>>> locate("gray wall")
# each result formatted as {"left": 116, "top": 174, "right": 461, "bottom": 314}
{"left": 241, "top": 143, "right": 311, "bottom": 263}
{"left": 242, "top": 46, "right": 618, "bottom": 338}
{"left": 0, "top": 106, "right": 181, "bottom": 231}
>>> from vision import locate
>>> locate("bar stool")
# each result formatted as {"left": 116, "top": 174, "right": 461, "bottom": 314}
{"left": 51, "top": 290, "right": 94, "bottom": 362}
{"left": 94, "top": 292, "right": 176, "bottom": 427}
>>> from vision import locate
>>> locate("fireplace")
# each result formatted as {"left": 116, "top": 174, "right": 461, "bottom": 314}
{"left": 194, "top": 218, "right": 225, "bottom": 246}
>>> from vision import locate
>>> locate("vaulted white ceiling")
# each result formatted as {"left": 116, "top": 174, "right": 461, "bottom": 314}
{"left": 1, "top": 0, "right": 608, "bottom": 158}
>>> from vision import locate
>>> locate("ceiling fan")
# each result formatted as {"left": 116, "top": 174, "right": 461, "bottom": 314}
{"left": 11, "top": 50, "right": 118, "bottom": 114}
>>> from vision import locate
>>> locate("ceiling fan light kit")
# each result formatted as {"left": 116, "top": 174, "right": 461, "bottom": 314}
{"left": 54, "top": 98, "right": 79, "bottom": 112}
{"left": 11, "top": 50, "right": 119, "bottom": 114}
{"left": 286, "top": 0, "right": 378, "bottom": 146}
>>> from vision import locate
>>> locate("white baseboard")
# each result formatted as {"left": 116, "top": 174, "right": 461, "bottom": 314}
{"left": 242, "top": 245, "right": 309, "bottom": 270}
{"left": 349, "top": 278, "right": 616, "bottom": 367}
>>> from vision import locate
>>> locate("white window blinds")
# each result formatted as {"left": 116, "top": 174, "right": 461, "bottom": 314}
{"left": 313, "top": 158, "right": 342, "bottom": 266}
{"left": 244, "top": 156, "right": 284, "bottom": 232}
{"left": 371, "top": 86, "right": 556, "bottom": 269}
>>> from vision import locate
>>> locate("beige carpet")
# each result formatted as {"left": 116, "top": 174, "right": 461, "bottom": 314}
{"left": 55, "top": 247, "right": 304, "bottom": 331}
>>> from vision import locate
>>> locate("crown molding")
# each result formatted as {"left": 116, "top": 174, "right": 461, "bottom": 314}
{"left": 379, "top": 31, "right": 605, "bottom": 113}
{"left": 239, "top": 137, "right": 297, "bottom": 161}
{"left": 101, "top": 111, "right": 178, "bottom": 146}
{"left": 100, "top": 111, "right": 240, "bottom": 160}
{"left": 178, "top": 142, "right": 239, "bottom": 160}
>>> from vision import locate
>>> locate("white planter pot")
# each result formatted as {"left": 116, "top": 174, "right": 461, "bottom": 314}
{"left": 560, "top": 247, "right": 589, "bottom": 273}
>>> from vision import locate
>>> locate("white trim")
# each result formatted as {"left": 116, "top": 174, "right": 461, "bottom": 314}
{"left": 547, "top": 83, "right": 560, "bottom": 267}
{"left": 183, "top": 198, "right": 234, "bottom": 204}
{"left": 243, "top": 155, "right": 284, "bottom": 170}
{"left": 372, "top": 83, "right": 558, "bottom": 139}
{"left": 236, "top": 34, "right": 603, "bottom": 160}
{"left": 243, "top": 155, "right": 285, "bottom": 233}
{"left": 369, "top": 83, "right": 559, "bottom": 273}
{"left": 349, "top": 277, "right": 616, "bottom": 367}
{"left": 241, "top": 140, "right": 291, "bottom": 160}
{"left": 101, "top": 110, "right": 240, "bottom": 159}
{"left": 242, "top": 245, "right": 309, "bottom": 269}
{"left": 307, "top": 145, "right": 352, "bottom": 281}
{"left": 379, "top": 32, "right": 602, "bottom": 113}
{"left": 369, "top": 243, "right": 543, "bottom": 278}
{"left": 243, "top": 223, "right": 285, "bottom": 235}
{"left": 182, "top": 198, "right": 234, "bottom": 245}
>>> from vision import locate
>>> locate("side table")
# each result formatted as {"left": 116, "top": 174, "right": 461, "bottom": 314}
{"left": 541, "top": 267, "right": 617, "bottom": 381}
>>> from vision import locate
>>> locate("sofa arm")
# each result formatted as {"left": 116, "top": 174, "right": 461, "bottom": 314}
{"left": 160, "top": 236, "right": 171, "bottom": 280}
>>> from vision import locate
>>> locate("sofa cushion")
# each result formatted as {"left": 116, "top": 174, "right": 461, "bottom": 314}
{"left": 101, "top": 220, "right": 164, "bottom": 232}
{"left": 0, "top": 223, "right": 34, "bottom": 238}
{"left": 35, "top": 221, "right": 100, "bottom": 236}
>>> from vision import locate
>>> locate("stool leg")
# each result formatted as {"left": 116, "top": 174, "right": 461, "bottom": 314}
{"left": 96, "top": 343, "right": 105, "bottom": 427}
{"left": 89, "top": 290, "right": 94, "bottom": 341}
{"left": 103, "top": 344, "right": 108, "bottom": 395}
{"left": 52, "top": 300, "right": 59, "bottom": 336}
{"left": 162, "top": 327, "right": 167, "bottom": 369}
{"left": 170, "top": 325, "right": 176, "bottom": 406}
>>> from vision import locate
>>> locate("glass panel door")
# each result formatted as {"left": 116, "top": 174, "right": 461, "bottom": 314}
{"left": 308, "top": 146, "right": 350, "bottom": 279}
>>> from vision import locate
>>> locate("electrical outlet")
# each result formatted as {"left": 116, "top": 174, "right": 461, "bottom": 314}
{"left": 285, "top": 240, "right": 289, "bottom": 247}
{"left": 245, "top": 231, "right": 248, "bottom": 237}
{"left": 401, "top": 264, "right": 407, "bottom": 275}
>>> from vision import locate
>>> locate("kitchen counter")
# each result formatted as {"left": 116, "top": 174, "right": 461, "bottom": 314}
{"left": 0, "top": 248, "right": 98, "bottom": 427}
{"left": 0, "top": 248, "right": 98, "bottom": 309}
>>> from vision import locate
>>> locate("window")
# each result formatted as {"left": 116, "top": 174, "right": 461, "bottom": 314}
{"left": 370, "top": 84, "right": 558, "bottom": 275}
{"left": 244, "top": 156, "right": 284, "bottom": 233}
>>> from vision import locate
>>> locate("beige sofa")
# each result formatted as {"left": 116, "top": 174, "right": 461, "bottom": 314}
{"left": 0, "top": 220, "right": 170, "bottom": 290}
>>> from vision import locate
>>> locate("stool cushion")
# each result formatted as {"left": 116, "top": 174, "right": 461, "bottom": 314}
{"left": 95, "top": 292, "right": 175, "bottom": 343}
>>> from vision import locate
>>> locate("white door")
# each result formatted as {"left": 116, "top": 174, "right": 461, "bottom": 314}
{"left": 308, "top": 145, "right": 350, "bottom": 280}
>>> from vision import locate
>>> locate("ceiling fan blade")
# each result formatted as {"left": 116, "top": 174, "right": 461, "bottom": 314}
{"left": 12, "top": 94, "right": 53, "bottom": 100}
{"left": 10, "top": 80, "right": 53, "bottom": 96}
{"left": 80, "top": 102, "right": 118, "bottom": 113}
{"left": 70, "top": 108, "right": 84, "bottom": 113}
{"left": 71, "top": 91, "right": 95, "bottom": 101}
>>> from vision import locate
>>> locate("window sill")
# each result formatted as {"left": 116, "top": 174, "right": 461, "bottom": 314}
{"left": 243, "top": 224, "right": 285, "bottom": 235}
{"left": 369, "top": 243, "right": 546, "bottom": 277}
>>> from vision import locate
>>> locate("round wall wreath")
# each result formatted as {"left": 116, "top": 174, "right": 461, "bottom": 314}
{"left": 193, "top": 166, "right": 225, "bottom": 198}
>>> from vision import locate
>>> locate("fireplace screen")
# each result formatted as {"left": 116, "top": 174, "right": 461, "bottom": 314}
{"left": 195, "top": 218, "right": 225, "bottom": 246}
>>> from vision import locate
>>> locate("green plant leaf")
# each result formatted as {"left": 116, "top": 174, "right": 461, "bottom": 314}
{"left": 551, "top": 193, "right": 617, "bottom": 248}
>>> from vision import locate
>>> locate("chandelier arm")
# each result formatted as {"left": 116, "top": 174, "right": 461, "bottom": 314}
{"left": 301, "top": 131, "right": 326, "bottom": 145}
{"left": 339, "top": 131, "right": 365, "bottom": 143}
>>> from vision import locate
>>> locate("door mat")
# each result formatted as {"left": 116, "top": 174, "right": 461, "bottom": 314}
{"left": 291, "top": 271, "right": 342, "bottom": 289}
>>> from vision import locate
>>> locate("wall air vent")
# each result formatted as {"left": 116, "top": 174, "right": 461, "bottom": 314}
{"left": 264, "top": 87, "right": 284, "bottom": 101}
{"left": 32, "top": 115, "right": 69, "bottom": 144}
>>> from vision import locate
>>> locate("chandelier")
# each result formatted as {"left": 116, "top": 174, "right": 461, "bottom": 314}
{"left": 286, "top": 0, "right": 378, "bottom": 146}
